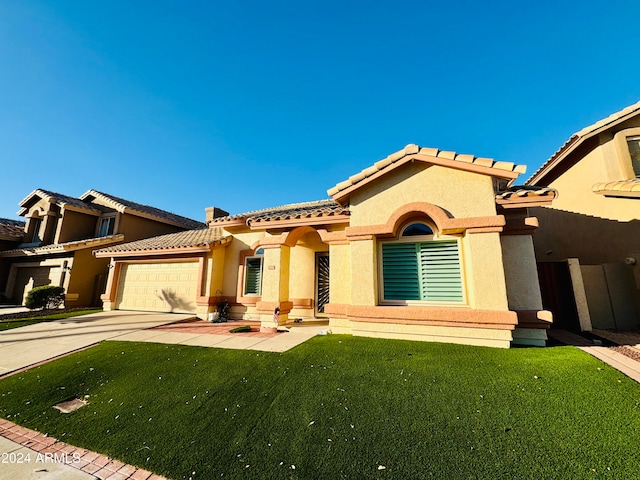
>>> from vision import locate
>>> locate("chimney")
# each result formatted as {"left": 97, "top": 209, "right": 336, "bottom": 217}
{"left": 205, "top": 206, "right": 230, "bottom": 224}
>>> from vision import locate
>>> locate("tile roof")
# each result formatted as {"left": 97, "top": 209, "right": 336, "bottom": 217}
{"left": 495, "top": 186, "right": 557, "bottom": 208}
{"left": 80, "top": 190, "right": 205, "bottom": 229}
{"left": 0, "top": 234, "right": 124, "bottom": 257}
{"left": 18, "top": 189, "right": 106, "bottom": 215}
{"left": 211, "top": 199, "right": 349, "bottom": 226}
{"left": 527, "top": 100, "right": 640, "bottom": 185}
{"left": 327, "top": 144, "right": 527, "bottom": 200}
{"left": 0, "top": 219, "right": 25, "bottom": 241}
{"left": 0, "top": 218, "right": 25, "bottom": 227}
{"left": 94, "top": 227, "right": 230, "bottom": 255}
{"left": 592, "top": 179, "right": 640, "bottom": 196}
{"left": 495, "top": 186, "right": 557, "bottom": 200}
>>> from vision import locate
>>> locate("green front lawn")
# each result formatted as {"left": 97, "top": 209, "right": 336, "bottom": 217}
{"left": 1, "top": 336, "right": 639, "bottom": 479}
{"left": 0, "top": 309, "right": 102, "bottom": 331}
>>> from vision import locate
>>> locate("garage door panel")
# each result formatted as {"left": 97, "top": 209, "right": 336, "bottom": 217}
{"left": 116, "top": 262, "right": 199, "bottom": 313}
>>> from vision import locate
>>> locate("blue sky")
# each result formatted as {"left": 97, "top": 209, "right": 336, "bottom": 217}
{"left": 1, "top": 1, "right": 638, "bottom": 222}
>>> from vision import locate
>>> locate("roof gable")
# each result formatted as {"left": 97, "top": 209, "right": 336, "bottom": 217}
{"left": 327, "top": 144, "right": 526, "bottom": 205}
{"left": 526, "top": 100, "right": 640, "bottom": 186}
{"left": 79, "top": 190, "right": 205, "bottom": 229}
{"left": 18, "top": 189, "right": 104, "bottom": 216}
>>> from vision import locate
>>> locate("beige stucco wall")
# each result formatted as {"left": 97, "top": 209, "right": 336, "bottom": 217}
{"left": 349, "top": 163, "right": 498, "bottom": 226}
{"left": 66, "top": 248, "right": 110, "bottom": 306}
{"left": 220, "top": 230, "right": 264, "bottom": 297}
{"left": 329, "top": 243, "right": 350, "bottom": 305}
{"left": 118, "top": 214, "right": 185, "bottom": 242}
{"left": 461, "top": 232, "right": 509, "bottom": 311}
{"left": 57, "top": 210, "right": 97, "bottom": 243}
{"left": 350, "top": 240, "right": 378, "bottom": 305}
{"left": 545, "top": 142, "right": 639, "bottom": 222}
{"left": 532, "top": 206, "right": 640, "bottom": 265}
{"left": 500, "top": 235, "right": 543, "bottom": 310}
{"left": 289, "top": 232, "right": 328, "bottom": 303}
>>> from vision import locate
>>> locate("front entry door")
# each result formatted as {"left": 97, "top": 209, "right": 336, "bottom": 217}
{"left": 315, "top": 253, "right": 330, "bottom": 315}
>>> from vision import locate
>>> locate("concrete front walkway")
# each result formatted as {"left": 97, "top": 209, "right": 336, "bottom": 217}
{"left": 549, "top": 329, "right": 640, "bottom": 383}
{"left": 0, "top": 311, "right": 193, "bottom": 377}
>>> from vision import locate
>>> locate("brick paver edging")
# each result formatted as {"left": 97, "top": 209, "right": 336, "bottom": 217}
{"left": 0, "top": 418, "right": 168, "bottom": 480}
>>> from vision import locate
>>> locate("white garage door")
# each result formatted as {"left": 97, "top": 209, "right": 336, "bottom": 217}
{"left": 115, "top": 262, "right": 199, "bottom": 313}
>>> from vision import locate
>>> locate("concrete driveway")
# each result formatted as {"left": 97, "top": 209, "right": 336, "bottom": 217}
{"left": 0, "top": 311, "right": 193, "bottom": 377}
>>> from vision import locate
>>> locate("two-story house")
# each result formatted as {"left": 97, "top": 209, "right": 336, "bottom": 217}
{"left": 0, "top": 189, "right": 205, "bottom": 307}
{"left": 526, "top": 101, "right": 640, "bottom": 332}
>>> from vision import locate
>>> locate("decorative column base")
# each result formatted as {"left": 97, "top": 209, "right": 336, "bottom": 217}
{"left": 256, "top": 301, "right": 293, "bottom": 331}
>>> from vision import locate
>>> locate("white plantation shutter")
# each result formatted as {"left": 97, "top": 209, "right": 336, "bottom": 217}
{"left": 419, "top": 241, "right": 463, "bottom": 302}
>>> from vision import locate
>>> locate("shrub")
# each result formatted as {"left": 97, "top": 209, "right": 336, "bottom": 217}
{"left": 25, "top": 286, "right": 66, "bottom": 310}
{"left": 229, "top": 325, "right": 253, "bottom": 333}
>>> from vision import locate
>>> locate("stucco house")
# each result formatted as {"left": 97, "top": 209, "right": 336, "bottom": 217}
{"left": 0, "top": 189, "right": 205, "bottom": 307}
{"left": 96, "top": 144, "right": 555, "bottom": 348}
{"left": 526, "top": 101, "right": 640, "bottom": 332}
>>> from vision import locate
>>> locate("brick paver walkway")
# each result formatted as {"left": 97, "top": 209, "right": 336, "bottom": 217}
{"left": 0, "top": 418, "right": 168, "bottom": 480}
{"left": 153, "top": 319, "right": 277, "bottom": 337}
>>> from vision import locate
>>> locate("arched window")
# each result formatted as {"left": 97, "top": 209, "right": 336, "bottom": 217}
{"left": 401, "top": 222, "right": 434, "bottom": 237}
{"left": 379, "top": 221, "right": 464, "bottom": 304}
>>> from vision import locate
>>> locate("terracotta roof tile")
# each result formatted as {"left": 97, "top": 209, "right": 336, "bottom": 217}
{"left": 0, "top": 218, "right": 26, "bottom": 227}
{"left": 95, "top": 228, "right": 229, "bottom": 254}
{"left": 211, "top": 199, "right": 349, "bottom": 225}
{"left": 0, "top": 234, "right": 124, "bottom": 257}
{"left": 327, "top": 144, "right": 526, "bottom": 198}
{"left": 593, "top": 179, "right": 640, "bottom": 196}
{"left": 0, "top": 219, "right": 25, "bottom": 241}
{"left": 80, "top": 190, "right": 205, "bottom": 229}
{"left": 495, "top": 186, "right": 557, "bottom": 201}
{"left": 18, "top": 189, "right": 106, "bottom": 214}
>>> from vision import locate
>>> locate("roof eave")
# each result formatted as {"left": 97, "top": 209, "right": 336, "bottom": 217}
{"left": 94, "top": 236, "right": 231, "bottom": 258}
{"left": 0, "top": 234, "right": 124, "bottom": 257}
{"left": 248, "top": 214, "right": 351, "bottom": 230}
{"left": 527, "top": 106, "right": 640, "bottom": 186}
{"left": 331, "top": 153, "right": 521, "bottom": 205}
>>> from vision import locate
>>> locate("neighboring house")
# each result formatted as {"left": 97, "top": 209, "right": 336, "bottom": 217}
{"left": 0, "top": 189, "right": 205, "bottom": 307}
{"left": 97, "top": 144, "right": 555, "bottom": 348}
{"left": 526, "top": 101, "right": 640, "bottom": 332}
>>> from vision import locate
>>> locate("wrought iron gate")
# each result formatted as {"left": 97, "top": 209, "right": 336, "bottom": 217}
{"left": 316, "top": 253, "right": 330, "bottom": 315}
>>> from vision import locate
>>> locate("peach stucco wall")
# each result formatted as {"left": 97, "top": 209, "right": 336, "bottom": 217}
{"left": 349, "top": 163, "right": 498, "bottom": 227}
{"left": 545, "top": 140, "right": 638, "bottom": 222}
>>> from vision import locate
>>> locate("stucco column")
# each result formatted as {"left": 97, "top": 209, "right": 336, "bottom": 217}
{"left": 256, "top": 245, "right": 292, "bottom": 329}
{"left": 349, "top": 239, "right": 377, "bottom": 306}
{"left": 501, "top": 233, "right": 552, "bottom": 346}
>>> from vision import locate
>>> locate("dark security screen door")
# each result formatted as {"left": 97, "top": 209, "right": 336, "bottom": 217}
{"left": 316, "top": 253, "right": 330, "bottom": 315}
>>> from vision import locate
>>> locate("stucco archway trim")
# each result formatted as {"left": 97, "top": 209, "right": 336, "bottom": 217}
{"left": 344, "top": 202, "right": 505, "bottom": 240}
{"left": 252, "top": 226, "right": 346, "bottom": 249}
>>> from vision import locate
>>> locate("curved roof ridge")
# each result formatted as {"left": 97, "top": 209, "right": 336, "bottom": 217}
{"left": 327, "top": 144, "right": 525, "bottom": 199}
